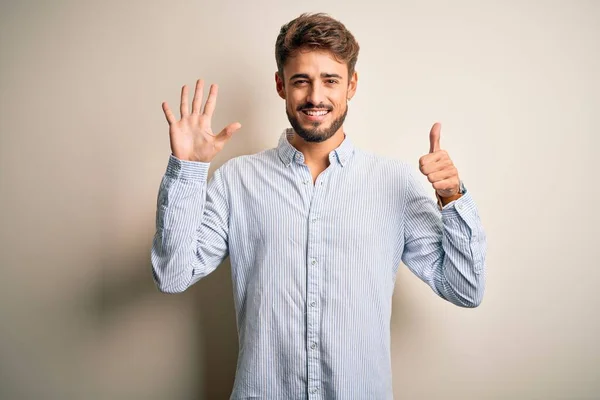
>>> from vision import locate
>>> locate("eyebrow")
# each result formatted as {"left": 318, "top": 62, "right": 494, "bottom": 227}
{"left": 289, "top": 73, "right": 344, "bottom": 81}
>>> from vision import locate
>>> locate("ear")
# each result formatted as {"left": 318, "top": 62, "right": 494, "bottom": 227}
{"left": 275, "top": 72, "right": 286, "bottom": 100}
{"left": 347, "top": 70, "right": 358, "bottom": 100}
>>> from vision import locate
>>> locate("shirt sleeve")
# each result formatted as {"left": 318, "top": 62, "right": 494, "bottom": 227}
{"left": 401, "top": 164, "right": 487, "bottom": 307}
{"left": 150, "top": 154, "right": 230, "bottom": 293}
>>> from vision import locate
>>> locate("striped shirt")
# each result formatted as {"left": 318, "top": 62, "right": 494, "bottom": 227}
{"left": 151, "top": 128, "right": 487, "bottom": 399}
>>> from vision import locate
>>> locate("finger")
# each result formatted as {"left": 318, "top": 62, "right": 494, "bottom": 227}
{"left": 419, "top": 149, "right": 447, "bottom": 168}
{"left": 191, "top": 79, "right": 204, "bottom": 114}
{"left": 433, "top": 178, "right": 459, "bottom": 192}
{"left": 162, "top": 102, "right": 176, "bottom": 125}
{"left": 180, "top": 85, "right": 189, "bottom": 118}
{"left": 426, "top": 167, "right": 457, "bottom": 184}
{"left": 429, "top": 122, "right": 441, "bottom": 154}
{"left": 216, "top": 122, "right": 242, "bottom": 142}
{"left": 203, "top": 84, "right": 219, "bottom": 117}
{"left": 420, "top": 158, "right": 452, "bottom": 175}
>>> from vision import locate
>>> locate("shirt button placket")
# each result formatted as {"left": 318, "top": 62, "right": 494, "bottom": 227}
{"left": 307, "top": 170, "right": 324, "bottom": 399}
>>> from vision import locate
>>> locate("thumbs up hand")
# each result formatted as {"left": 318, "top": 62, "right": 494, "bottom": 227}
{"left": 419, "top": 122, "right": 461, "bottom": 200}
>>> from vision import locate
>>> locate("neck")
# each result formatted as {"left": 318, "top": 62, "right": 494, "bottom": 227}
{"left": 290, "top": 128, "right": 346, "bottom": 166}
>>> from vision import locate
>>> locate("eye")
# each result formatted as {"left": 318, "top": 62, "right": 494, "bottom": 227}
{"left": 326, "top": 79, "right": 339, "bottom": 84}
{"left": 293, "top": 80, "right": 309, "bottom": 86}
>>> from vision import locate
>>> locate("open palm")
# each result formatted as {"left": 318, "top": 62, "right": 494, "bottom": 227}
{"left": 162, "top": 79, "right": 241, "bottom": 162}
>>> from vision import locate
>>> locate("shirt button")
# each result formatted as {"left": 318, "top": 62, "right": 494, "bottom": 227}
{"left": 311, "top": 218, "right": 317, "bottom": 222}
{"left": 310, "top": 301, "right": 316, "bottom": 307}
{"left": 311, "top": 260, "right": 316, "bottom": 265}
{"left": 311, "top": 388, "right": 318, "bottom": 394}
{"left": 311, "top": 342, "right": 317, "bottom": 349}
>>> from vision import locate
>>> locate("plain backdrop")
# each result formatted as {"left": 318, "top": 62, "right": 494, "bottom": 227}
{"left": 1, "top": 0, "right": 598, "bottom": 399}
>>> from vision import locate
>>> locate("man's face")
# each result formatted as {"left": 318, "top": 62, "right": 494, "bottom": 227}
{"left": 276, "top": 49, "right": 358, "bottom": 143}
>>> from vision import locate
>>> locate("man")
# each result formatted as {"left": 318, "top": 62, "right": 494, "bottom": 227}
{"left": 152, "top": 12, "right": 486, "bottom": 400}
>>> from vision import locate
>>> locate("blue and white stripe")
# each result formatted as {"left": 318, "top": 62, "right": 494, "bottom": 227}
{"left": 151, "top": 128, "right": 486, "bottom": 399}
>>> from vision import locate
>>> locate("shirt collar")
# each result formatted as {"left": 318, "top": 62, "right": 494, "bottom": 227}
{"left": 276, "top": 128, "right": 355, "bottom": 168}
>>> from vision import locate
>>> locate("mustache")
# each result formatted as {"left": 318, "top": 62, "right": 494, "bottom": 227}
{"left": 297, "top": 103, "right": 333, "bottom": 111}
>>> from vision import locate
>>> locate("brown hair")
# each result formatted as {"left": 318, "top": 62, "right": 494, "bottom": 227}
{"left": 275, "top": 13, "right": 360, "bottom": 80}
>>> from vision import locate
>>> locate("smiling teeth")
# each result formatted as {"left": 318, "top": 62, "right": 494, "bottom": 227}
{"left": 305, "top": 110, "right": 328, "bottom": 116}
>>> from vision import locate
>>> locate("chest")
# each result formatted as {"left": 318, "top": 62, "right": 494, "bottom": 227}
{"left": 230, "top": 165, "right": 402, "bottom": 252}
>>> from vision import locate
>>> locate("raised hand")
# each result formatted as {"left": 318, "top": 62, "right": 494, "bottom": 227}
{"left": 419, "top": 122, "right": 461, "bottom": 199}
{"left": 162, "top": 79, "right": 241, "bottom": 162}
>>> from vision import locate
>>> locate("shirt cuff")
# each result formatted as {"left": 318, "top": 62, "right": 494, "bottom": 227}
{"left": 165, "top": 154, "right": 210, "bottom": 181}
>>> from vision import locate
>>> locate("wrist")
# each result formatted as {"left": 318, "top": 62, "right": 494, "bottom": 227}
{"left": 436, "top": 181, "right": 465, "bottom": 208}
{"left": 438, "top": 192, "right": 462, "bottom": 206}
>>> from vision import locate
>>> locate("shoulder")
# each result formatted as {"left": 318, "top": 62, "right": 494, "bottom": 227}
{"left": 353, "top": 148, "right": 412, "bottom": 177}
{"left": 214, "top": 148, "right": 278, "bottom": 179}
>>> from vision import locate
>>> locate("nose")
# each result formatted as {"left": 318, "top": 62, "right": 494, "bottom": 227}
{"left": 306, "top": 82, "right": 325, "bottom": 107}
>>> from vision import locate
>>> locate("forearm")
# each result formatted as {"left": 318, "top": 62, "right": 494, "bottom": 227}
{"left": 151, "top": 155, "right": 210, "bottom": 293}
{"left": 434, "top": 193, "right": 486, "bottom": 307}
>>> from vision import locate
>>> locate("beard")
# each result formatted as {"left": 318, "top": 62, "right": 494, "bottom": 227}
{"left": 286, "top": 102, "right": 348, "bottom": 143}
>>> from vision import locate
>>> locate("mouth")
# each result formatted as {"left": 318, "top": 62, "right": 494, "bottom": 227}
{"left": 300, "top": 109, "right": 331, "bottom": 122}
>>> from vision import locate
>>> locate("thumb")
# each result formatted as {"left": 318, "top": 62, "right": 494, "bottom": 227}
{"left": 217, "top": 122, "right": 242, "bottom": 142}
{"left": 429, "top": 122, "right": 441, "bottom": 153}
